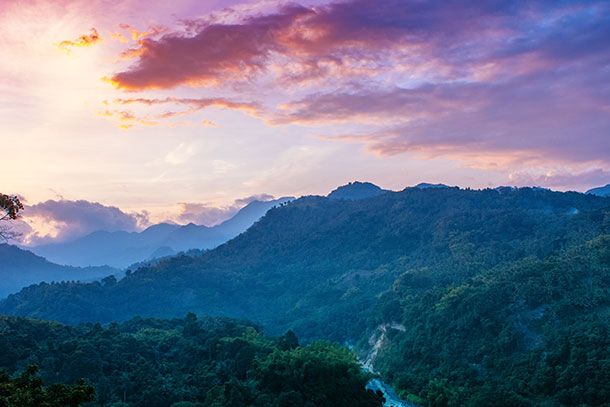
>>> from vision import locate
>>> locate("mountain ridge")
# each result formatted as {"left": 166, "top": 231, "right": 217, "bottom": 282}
{"left": 0, "top": 244, "right": 117, "bottom": 298}
{"left": 28, "top": 196, "right": 293, "bottom": 268}
{"left": 587, "top": 183, "right": 610, "bottom": 197}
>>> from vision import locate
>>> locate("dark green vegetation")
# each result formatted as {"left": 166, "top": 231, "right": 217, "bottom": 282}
{"left": 2, "top": 187, "right": 610, "bottom": 406}
{"left": 0, "top": 314, "right": 382, "bottom": 407}
{"left": 374, "top": 236, "right": 610, "bottom": 406}
{"left": 0, "top": 366, "right": 95, "bottom": 407}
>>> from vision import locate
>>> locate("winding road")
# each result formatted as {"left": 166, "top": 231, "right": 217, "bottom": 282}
{"left": 360, "top": 323, "right": 417, "bottom": 407}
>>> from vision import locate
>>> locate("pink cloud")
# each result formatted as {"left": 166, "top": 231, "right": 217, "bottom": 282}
{"left": 99, "top": 97, "right": 262, "bottom": 128}
{"left": 508, "top": 168, "right": 610, "bottom": 190}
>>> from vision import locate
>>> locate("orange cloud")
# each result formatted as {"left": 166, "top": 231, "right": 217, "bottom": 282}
{"left": 118, "top": 24, "right": 166, "bottom": 41}
{"left": 96, "top": 109, "right": 159, "bottom": 130}
{"left": 97, "top": 97, "right": 251, "bottom": 129}
{"left": 114, "top": 97, "right": 263, "bottom": 118}
{"left": 55, "top": 28, "right": 101, "bottom": 54}
{"left": 109, "top": 31, "right": 129, "bottom": 43}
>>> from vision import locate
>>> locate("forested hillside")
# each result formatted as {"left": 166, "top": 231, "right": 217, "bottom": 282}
{"left": 2, "top": 187, "right": 609, "bottom": 406}
{"left": 372, "top": 235, "right": 610, "bottom": 406}
{"left": 0, "top": 315, "right": 382, "bottom": 407}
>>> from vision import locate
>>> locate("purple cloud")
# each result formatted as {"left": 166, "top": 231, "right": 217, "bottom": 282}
{"left": 109, "top": 0, "right": 610, "bottom": 89}
{"left": 508, "top": 168, "right": 610, "bottom": 190}
{"left": 105, "top": 0, "right": 610, "bottom": 172}
{"left": 303, "top": 70, "right": 610, "bottom": 167}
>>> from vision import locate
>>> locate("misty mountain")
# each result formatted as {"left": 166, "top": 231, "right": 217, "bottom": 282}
{"left": 29, "top": 197, "right": 293, "bottom": 268}
{"left": 587, "top": 183, "right": 610, "bottom": 197}
{"left": 0, "top": 244, "right": 117, "bottom": 298}
{"left": 328, "top": 181, "right": 388, "bottom": 200}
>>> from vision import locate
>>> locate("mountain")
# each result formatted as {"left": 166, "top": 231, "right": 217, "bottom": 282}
{"left": 2, "top": 186, "right": 609, "bottom": 406}
{"left": 413, "top": 182, "right": 450, "bottom": 189}
{"left": 0, "top": 244, "right": 117, "bottom": 298}
{"left": 3, "top": 187, "right": 607, "bottom": 331}
{"left": 29, "top": 197, "right": 293, "bottom": 268}
{"left": 587, "top": 183, "right": 610, "bottom": 197}
{"left": 328, "top": 181, "right": 388, "bottom": 200}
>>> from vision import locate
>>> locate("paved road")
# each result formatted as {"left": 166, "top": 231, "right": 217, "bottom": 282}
{"left": 366, "top": 378, "right": 416, "bottom": 407}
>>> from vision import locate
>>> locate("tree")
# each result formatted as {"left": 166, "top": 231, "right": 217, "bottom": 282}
{"left": 277, "top": 330, "right": 299, "bottom": 351}
{"left": 0, "top": 194, "right": 24, "bottom": 241}
{"left": 0, "top": 365, "right": 95, "bottom": 407}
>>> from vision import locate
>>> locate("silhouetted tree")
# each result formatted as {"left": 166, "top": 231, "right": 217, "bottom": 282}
{"left": 0, "top": 193, "right": 23, "bottom": 241}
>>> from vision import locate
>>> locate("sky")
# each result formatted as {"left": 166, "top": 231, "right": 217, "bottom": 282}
{"left": 1, "top": 0, "right": 609, "bottom": 244}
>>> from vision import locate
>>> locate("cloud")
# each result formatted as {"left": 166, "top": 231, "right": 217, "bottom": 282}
{"left": 178, "top": 194, "right": 274, "bottom": 226}
{"left": 96, "top": 109, "right": 159, "bottom": 129}
{"left": 98, "top": 97, "right": 262, "bottom": 128}
{"left": 118, "top": 23, "right": 166, "bottom": 41}
{"left": 55, "top": 28, "right": 101, "bottom": 54}
{"left": 295, "top": 69, "right": 610, "bottom": 168}
{"left": 114, "top": 96, "right": 262, "bottom": 115}
{"left": 101, "top": 0, "right": 610, "bottom": 172}
{"left": 19, "top": 199, "right": 150, "bottom": 245}
{"left": 107, "top": 0, "right": 610, "bottom": 90}
{"left": 508, "top": 168, "right": 610, "bottom": 190}
{"left": 165, "top": 142, "right": 197, "bottom": 165}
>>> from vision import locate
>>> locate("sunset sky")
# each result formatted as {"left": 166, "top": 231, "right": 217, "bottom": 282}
{"left": 1, "top": 0, "right": 609, "bottom": 244}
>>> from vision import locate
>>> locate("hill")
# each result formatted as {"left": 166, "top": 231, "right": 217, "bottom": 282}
{"left": 328, "top": 181, "right": 388, "bottom": 200}
{"left": 29, "top": 197, "right": 293, "bottom": 268}
{"left": 0, "top": 244, "right": 117, "bottom": 298}
{"left": 587, "top": 184, "right": 610, "bottom": 197}
{"left": 2, "top": 186, "right": 609, "bottom": 405}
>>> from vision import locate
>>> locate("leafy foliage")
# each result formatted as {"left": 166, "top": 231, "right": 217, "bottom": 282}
{"left": 373, "top": 236, "right": 610, "bottom": 406}
{"left": 0, "top": 365, "right": 94, "bottom": 407}
{"left": 0, "top": 314, "right": 382, "bottom": 407}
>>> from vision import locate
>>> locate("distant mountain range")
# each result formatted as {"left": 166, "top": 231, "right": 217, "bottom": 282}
{"left": 28, "top": 197, "right": 293, "bottom": 268}
{"left": 0, "top": 244, "right": 117, "bottom": 298}
{"left": 587, "top": 184, "right": 610, "bottom": 197}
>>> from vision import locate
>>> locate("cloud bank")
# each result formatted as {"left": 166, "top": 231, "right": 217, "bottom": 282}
{"left": 19, "top": 200, "right": 149, "bottom": 245}
{"left": 102, "top": 0, "right": 610, "bottom": 176}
